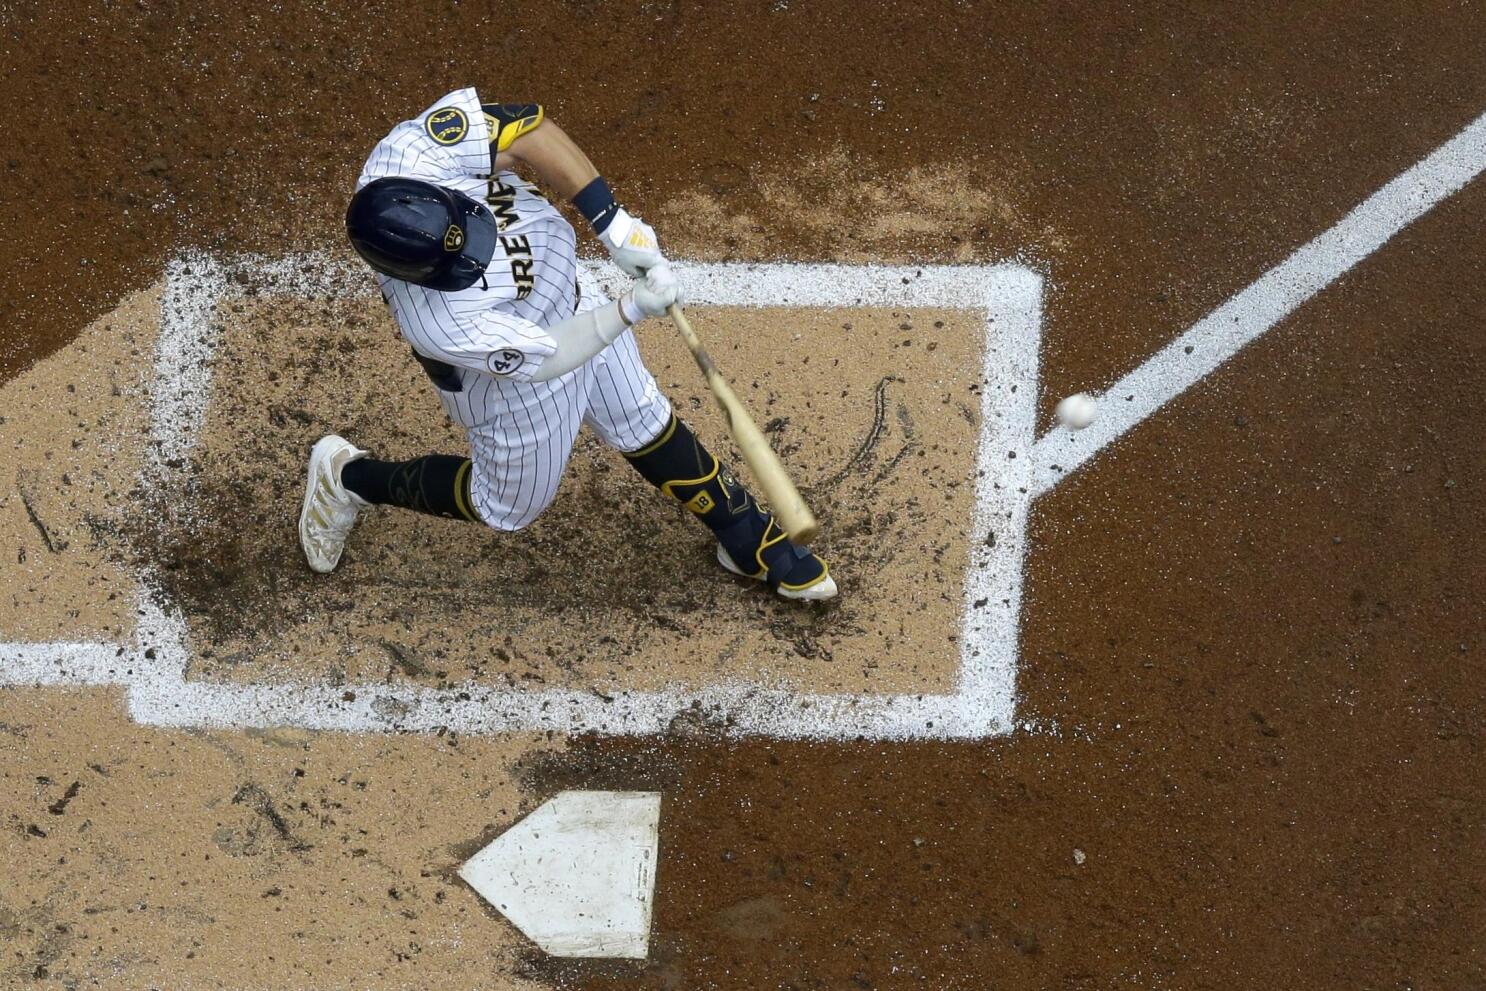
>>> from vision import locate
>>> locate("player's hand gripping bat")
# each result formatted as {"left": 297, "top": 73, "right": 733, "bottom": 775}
{"left": 665, "top": 305, "right": 819, "bottom": 542}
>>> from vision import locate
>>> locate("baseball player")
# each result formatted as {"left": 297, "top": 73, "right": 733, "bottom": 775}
{"left": 298, "top": 88, "right": 836, "bottom": 600}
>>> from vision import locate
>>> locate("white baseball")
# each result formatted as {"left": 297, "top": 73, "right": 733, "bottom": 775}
{"left": 1055, "top": 392, "right": 1097, "bottom": 430}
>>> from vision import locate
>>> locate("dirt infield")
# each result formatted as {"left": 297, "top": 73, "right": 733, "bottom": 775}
{"left": 1, "top": 689, "right": 552, "bottom": 990}
{"left": 149, "top": 297, "right": 980, "bottom": 697}
{"left": 4, "top": 2, "right": 1486, "bottom": 989}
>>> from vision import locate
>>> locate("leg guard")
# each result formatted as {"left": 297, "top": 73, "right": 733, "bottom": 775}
{"left": 624, "top": 414, "right": 831, "bottom": 595}
{"left": 341, "top": 454, "right": 481, "bottom": 523}
{"left": 623, "top": 414, "right": 753, "bottom": 528}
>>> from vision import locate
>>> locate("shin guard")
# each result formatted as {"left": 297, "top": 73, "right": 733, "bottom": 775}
{"left": 623, "top": 415, "right": 756, "bottom": 530}
{"left": 624, "top": 415, "right": 828, "bottom": 592}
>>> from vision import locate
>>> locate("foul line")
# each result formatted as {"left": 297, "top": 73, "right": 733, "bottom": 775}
{"left": 1030, "top": 107, "right": 1486, "bottom": 495}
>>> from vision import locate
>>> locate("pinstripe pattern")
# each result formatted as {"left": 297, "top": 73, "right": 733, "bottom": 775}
{"left": 356, "top": 89, "right": 672, "bottom": 531}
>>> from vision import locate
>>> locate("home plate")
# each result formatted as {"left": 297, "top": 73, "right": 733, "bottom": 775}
{"left": 459, "top": 790, "right": 662, "bottom": 959}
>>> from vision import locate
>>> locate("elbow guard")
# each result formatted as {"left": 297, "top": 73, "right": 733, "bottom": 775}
{"left": 482, "top": 103, "right": 545, "bottom": 154}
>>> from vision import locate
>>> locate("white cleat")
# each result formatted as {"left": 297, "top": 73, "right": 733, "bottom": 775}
{"left": 299, "top": 434, "right": 370, "bottom": 574}
{"left": 716, "top": 544, "right": 839, "bottom": 602}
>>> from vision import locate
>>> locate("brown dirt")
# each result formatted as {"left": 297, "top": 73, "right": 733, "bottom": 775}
{"left": 0, "top": 289, "right": 156, "bottom": 641}
{"left": 140, "top": 297, "right": 977, "bottom": 696}
{"left": 3, "top": 2, "right": 1486, "bottom": 989}
{"left": 549, "top": 171, "right": 1486, "bottom": 988}
{"left": 0, "top": 689, "right": 553, "bottom": 990}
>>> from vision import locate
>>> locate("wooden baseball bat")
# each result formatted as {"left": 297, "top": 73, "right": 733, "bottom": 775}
{"left": 666, "top": 304, "right": 818, "bottom": 543}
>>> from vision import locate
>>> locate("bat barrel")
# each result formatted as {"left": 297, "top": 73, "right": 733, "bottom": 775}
{"left": 667, "top": 305, "right": 820, "bottom": 543}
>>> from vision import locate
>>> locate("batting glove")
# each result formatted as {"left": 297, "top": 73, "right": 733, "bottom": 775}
{"left": 601, "top": 207, "right": 667, "bottom": 277}
{"left": 622, "top": 264, "right": 684, "bottom": 322}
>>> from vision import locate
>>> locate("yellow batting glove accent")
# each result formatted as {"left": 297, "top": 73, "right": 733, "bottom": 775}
{"left": 626, "top": 226, "right": 657, "bottom": 250}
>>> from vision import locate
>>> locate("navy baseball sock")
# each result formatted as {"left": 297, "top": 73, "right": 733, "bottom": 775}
{"left": 341, "top": 455, "right": 480, "bottom": 523}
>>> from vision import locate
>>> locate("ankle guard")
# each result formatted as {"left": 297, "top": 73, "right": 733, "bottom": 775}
{"left": 713, "top": 508, "right": 828, "bottom": 590}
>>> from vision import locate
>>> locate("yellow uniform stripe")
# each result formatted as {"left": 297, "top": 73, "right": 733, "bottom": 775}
{"left": 453, "top": 459, "right": 477, "bottom": 522}
{"left": 659, "top": 457, "right": 719, "bottom": 501}
{"left": 623, "top": 415, "right": 678, "bottom": 459}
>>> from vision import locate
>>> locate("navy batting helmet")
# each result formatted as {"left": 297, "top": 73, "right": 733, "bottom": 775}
{"left": 346, "top": 177, "right": 497, "bottom": 291}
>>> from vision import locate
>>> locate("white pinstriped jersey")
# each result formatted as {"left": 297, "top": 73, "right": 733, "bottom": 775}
{"left": 354, "top": 88, "right": 672, "bottom": 530}
{"left": 357, "top": 87, "right": 581, "bottom": 428}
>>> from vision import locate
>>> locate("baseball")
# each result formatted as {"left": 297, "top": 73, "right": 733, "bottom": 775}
{"left": 1055, "top": 392, "right": 1097, "bottom": 430}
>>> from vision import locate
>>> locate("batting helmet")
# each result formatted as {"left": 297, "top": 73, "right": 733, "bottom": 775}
{"left": 345, "top": 177, "right": 497, "bottom": 291}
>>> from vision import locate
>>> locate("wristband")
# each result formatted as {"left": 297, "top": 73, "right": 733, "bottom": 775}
{"left": 573, "top": 176, "right": 621, "bottom": 234}
{"left": 618, "top": 293, "right": 645, "bottom": 326}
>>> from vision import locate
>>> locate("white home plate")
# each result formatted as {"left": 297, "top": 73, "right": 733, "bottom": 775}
{"left": 459, "top": 790, "right": 662, "bottom": 959}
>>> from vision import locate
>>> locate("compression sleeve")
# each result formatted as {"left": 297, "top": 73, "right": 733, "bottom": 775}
{"left": 528, "top": 297, "right": 642, "bottom": 382}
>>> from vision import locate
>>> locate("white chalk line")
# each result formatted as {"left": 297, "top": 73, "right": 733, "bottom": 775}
{"left": 1030, "top": 106, "right": 1486, "bottom": 495}
{"left": 3, "top": 258, "right": 1042, "bottom": 741}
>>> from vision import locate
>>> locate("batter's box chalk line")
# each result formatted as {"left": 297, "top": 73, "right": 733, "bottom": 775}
{"left": 7, "top": 98, "right": 1486, "bottom": 740}
{"left": 6, "top": 257, "right": 1039, "bottom": 741}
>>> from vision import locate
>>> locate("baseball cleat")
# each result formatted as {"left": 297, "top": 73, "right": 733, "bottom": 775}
{"left": 714, "top": 509, "right": 837, "bottom": 601}
{"left": 299, "top": 434, "right": 370, "bottom": 574}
